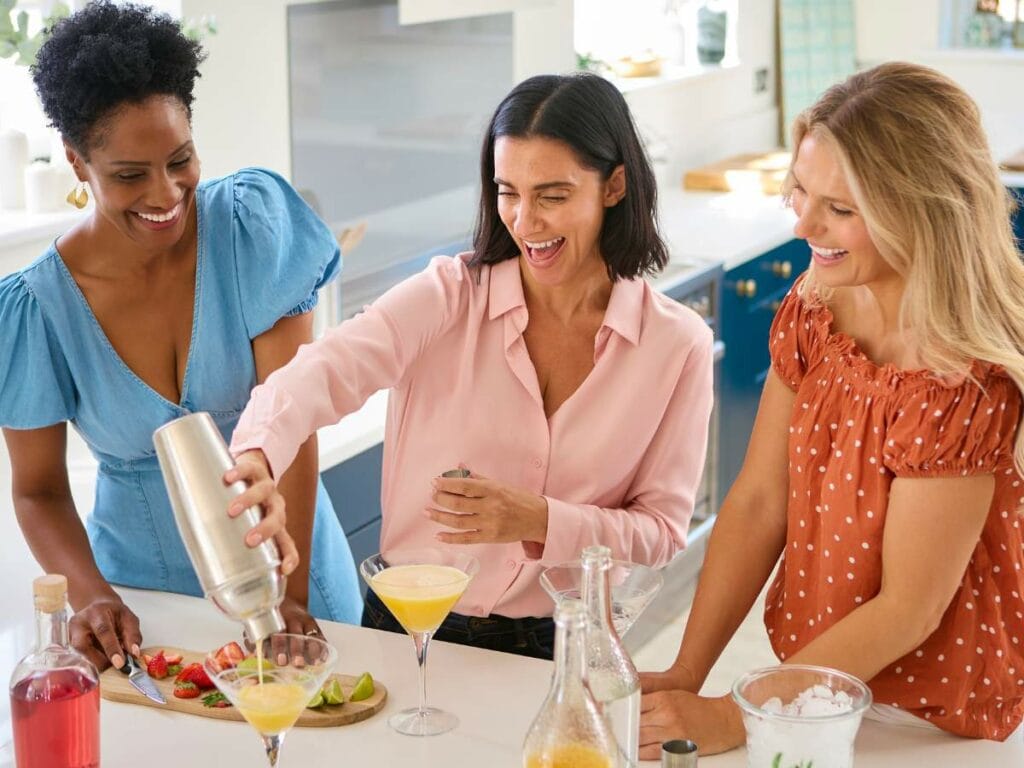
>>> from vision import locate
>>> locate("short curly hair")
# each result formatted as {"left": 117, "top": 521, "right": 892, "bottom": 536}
{"left": 32, "top": 1, "right": 205, "bottom": 153}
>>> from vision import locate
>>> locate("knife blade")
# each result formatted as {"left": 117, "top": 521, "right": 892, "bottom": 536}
{"left": 121, "top": 654, "right": 166, "bottom": 704}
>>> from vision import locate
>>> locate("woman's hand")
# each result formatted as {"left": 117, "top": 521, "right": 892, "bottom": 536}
{"left": 277, "top": 595, "right": 322, "bottom": 637}
{"left": 425, "top": 472, "right": 548, "bottom": 545}
{"left": 640, "top": 661, "right": 703, "bottom": 695}
{"left": 639, "top": 691, "right": 745, "bottom": 759}
{"left": 68, "top": 594, "right": 142, "bottom": 672}
{"left": 225, "top": 449, "right": 299, "bottom": 575}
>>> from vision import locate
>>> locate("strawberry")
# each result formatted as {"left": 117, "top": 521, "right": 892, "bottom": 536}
{"left": 164, "top": 653, "right": 183, "bottom": 665}
{"left": 146, "top": 651, "right": 169, "bottom": 680}
{"left": 213, "top": 642, "right": 245, "bottom": 669}
{"left": 142, "top": 653, "right": 153, "bottom": 666}
{"left": 175, "top": 662, "right": 214, "bottom": 690}
{"left": 202, "top": 691, "right": 232, "bottom": 709}
{"left": 167, "top": 664, "right": 182, "bottom": 677}
{"left": 173, "top": 681, "right": 200, "bottom": 699}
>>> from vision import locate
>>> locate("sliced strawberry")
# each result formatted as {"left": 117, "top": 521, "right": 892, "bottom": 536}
{"left": 213, "top": 642, "right": 245, "bottom": 669}
{"left": 164, "top": 653, "right": 183, "bottom": 665}
{"left": 202, "top": 691, "right": 232, "bottom": 708}
{"left": 142, "top": 653, "right": 154, "bottom": 666}
{"left": 173, "top": 681, "right": 200, "bottom": 699}
{"left": 175, "top": 662, "right": 214, "bottom": 690}
{"left": 146, "top": 651, "right": 169, "bottom": 680}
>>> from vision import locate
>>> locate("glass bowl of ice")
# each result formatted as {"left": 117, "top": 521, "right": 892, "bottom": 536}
{"left": 732, "top": 665, "right": 871, "bottom": 768}
{"left": 539, "top": 559, "right": 663, "bottom": 637}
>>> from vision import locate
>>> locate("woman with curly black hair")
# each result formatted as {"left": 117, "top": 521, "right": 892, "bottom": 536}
{"left": 0, "top": 1, "right": 362, "bottom": 671}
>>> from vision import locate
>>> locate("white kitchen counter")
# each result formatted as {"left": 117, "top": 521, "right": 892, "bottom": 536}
{"left": 2, "top": 586, "right": 1018, "bottom": 767}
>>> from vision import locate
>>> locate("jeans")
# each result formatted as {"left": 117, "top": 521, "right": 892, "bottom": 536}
{"left": 361, "top": 588, "right": 555, "bottom": 661}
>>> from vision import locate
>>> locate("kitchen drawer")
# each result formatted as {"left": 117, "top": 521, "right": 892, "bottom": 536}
{"left": 321, "top": 442, "right": 383, "bottom": 535}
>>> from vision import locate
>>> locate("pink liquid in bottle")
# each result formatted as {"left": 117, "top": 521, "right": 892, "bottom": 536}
{"left": 11, "top": 669, "right": 100, "bottom": 768}
{"left": 8, "top": 576, "right": 100, "bottom": 768}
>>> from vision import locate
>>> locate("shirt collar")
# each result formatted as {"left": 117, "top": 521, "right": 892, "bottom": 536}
{"left": 488, "top": 257, "right": 645, "bottom": 346}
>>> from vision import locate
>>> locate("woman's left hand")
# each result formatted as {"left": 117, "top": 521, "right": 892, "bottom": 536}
{"left": 639, "top": 691, "right": 745, "bottom": 759}
{"left": 425, "top": 473, "right": 548, "bottom": 545}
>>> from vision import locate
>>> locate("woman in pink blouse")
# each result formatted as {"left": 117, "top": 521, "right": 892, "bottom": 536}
{"left": 228, "top": 73, "right": 714, "bottom": 658}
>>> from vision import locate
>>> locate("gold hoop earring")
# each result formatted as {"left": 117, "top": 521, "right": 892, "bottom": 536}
{"left": 66, "top": 182, "right": 89, "bottom": 209}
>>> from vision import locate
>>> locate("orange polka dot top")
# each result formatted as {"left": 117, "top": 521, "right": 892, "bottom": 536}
{"left": 765, "top": 276, "right": 1024, "bottom": 740}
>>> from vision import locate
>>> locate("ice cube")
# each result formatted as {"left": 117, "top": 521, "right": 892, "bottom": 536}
{"left": 761, "top": 696, "right": 785, "bottom": 714}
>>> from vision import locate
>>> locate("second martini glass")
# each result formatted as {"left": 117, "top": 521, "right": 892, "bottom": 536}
{"left": 360, "top": 548, "right": 479, "bottom": 736}
{"left": 204, "top": 634, "right": 337, "bottom": 766}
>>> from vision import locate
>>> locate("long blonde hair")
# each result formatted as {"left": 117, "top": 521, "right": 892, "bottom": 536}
{"left": 786, "top": 61, "right": 1024, "bottom": 477}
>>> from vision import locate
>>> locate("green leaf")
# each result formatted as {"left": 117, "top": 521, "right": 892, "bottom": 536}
{"left": 0, "top": 39, "right": 16, "bottom": 59}
{"left": 772, "top": 755, "right": 782, "bottom": 768}
{"left": 15, "top": 8, "right": 26, "bottom": 35}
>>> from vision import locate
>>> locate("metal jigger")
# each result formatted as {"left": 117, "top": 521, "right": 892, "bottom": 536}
{"left": 154, "top": 412, "right": 285, "bottom": 642}
{"left": 662, "top": 739, "right": 698, "bottom": 768}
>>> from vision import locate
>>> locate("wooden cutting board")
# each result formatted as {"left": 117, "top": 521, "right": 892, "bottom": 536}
{"left": 100, "top": 646, "right": 387, "bottom": 727}
{"left": 683, "top": 150, "right": 792, "bottom": 195}
{"left": 1000, "top": 148, "right": 1024, "bottom": 172}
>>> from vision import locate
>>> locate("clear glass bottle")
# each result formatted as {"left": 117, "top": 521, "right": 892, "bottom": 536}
{"left": 522, "top": 601, "right": 619, "bottom": 768}
{"left": 9, "top": 575, "right": 100, "bottom": 768}
{"left": 581, "top": 545, "right": 640, "bottom": 768}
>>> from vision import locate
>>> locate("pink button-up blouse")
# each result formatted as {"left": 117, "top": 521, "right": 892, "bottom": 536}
{"left": 231, "top": 255, "right": 714, "bottom": 618}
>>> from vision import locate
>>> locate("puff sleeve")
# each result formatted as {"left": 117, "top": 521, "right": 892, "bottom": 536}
{"left": 769, "top": 275, "right": 822, "bottom": 391}
{"left": 882, "top": 371, "right": 1022, "bottom": 478}
{"left": 0, "top": 273, "right": 76, "bottom": 429}
{"left": 232, "top": 168, "right": 341, "bottom": 339}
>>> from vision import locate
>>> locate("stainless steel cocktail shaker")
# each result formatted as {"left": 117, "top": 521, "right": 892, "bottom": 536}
{"left": 153, "top": 412, "right": 285, "bottom": 641}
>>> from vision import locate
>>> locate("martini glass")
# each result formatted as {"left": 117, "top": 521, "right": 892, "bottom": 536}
{"left": 360, "top": 548, "right": 479, "bottom": 736}
{"left": 540, "top": 559, "right": 663, "bottom": 637}
{"left": 204, "top": 634, "right": 337, "bottom": 766}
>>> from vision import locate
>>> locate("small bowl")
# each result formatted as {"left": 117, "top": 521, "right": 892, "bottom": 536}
{"left": 539, "top": 559, "right": 663, "bottom": 637}
{"left": 732, "top": 665, "right": 871, "bottom": 768}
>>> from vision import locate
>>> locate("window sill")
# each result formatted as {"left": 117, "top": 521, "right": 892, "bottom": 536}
{"left": 605, "top": 58, "right": 741, "bottom": 95}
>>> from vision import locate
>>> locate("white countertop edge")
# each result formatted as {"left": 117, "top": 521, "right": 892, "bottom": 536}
{"left": 316, "top": 389, "right": 389, "bottom": 469}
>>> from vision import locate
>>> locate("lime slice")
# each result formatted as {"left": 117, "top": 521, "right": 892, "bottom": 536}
{"left": 307, "top": 690, "right": 325, "bottom": 709}
{"left": 321, "top": 678, "right": 345, "bottom": 706}
{"left": 349, "top": 672, "right": 374, "bottom": 702}
{"left": 236, "top": 655, "right": 275, "bottom": 674}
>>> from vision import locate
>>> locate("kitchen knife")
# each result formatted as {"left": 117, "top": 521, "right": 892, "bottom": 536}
{"left": 121, "top": 654, "right": 166, "bottom": 704}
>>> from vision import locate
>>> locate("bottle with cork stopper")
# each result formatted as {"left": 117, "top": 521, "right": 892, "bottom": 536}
{"left": 8, "top": 575, "right": 100, "bottom": 768}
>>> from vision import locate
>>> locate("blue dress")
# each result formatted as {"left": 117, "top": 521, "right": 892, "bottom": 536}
{"left": 0, "top": 168, "right": 362, "bottom": 624}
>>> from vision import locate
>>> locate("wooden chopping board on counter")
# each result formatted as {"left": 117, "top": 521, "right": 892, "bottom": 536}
{"left": 683, "top": 150, "right": 792, "bottom": 195}
{"left": 99, "top": 646, "right": 387, "bottom": 727}
{"left": 1000, "top": 147, "right": 1024, "bottom": 172}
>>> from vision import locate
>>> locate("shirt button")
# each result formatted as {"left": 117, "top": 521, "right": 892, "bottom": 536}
{"left": 533, "top": 458, "right": 543, "bottom": 468}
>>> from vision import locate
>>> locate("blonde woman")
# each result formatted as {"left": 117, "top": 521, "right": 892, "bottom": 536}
{"left": 638, "top": 62, "right": 1024, "bottom": 757}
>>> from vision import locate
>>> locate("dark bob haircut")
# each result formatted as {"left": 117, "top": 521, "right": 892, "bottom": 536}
{"left": 471, "top": 72, "right": 668, "bottom": 281}
{"left": 32, "top": 1, "right": 205, "bottom": 153}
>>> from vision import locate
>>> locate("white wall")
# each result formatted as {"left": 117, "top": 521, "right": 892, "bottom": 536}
{"left": 853, "top": 0, "right": 1024, "bottom": 163}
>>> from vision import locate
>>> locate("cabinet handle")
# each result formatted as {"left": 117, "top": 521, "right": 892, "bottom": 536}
{"left": 772, "top": 260, "right": 792, "bottom": 279}
{"left": 735, "top": 279, "right": 757, "bottom": 298}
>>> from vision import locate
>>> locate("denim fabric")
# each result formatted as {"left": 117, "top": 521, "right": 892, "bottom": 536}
{"left": 361, "top": 587, "right": 554, "bottom": 660}
{"left": 0, "top": 168, "right": 361, "bottom": 624}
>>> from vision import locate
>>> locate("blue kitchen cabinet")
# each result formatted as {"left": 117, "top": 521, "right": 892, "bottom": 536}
{"left": 321, "top": 442, "right": 383, "bottom": 592}
{"left": 717, "top": 239, "right": 809, "bottom": 510}
{"left": 1011, "top": 188, "right": 1024, "bottom": 247}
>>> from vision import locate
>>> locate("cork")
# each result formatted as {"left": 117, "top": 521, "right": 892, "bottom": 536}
{"left": 33, "top": 574, "right": 68, "bottom": 612}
